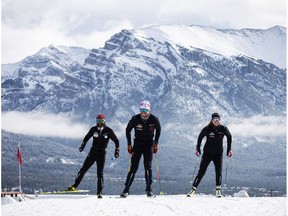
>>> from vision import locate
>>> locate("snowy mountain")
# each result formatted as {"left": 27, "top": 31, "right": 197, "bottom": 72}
{"left": 131, "top": 25, "right": 286, "bottom": 68}
{"left": 1, "top": 25, "right": 286, "bottom": 123}
{"left": 1, "top": 24, "right": 286, "bottom": 196}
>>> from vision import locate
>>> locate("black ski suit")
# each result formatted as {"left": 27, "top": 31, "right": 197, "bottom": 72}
{"left": 192, "top": 123, "right": 232, "bottom": 188}
{"left": 73, "top": 126, "right": 119, "bottom": 193}
{"left": 124, "top": 113, "right": 161, "bottom": 190}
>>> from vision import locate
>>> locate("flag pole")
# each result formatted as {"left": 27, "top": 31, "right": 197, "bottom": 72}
{"left": 18, "top": 142, "right": 22, "bottom": 193}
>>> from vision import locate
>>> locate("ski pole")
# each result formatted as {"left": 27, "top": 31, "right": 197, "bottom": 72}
{"left": 154, "top": 153, "right": 164, "bottom": 195}
{"left": 192, "top": 156, "right": 200, "bottom": 180}
{"left": 128, "top": 154, "right": 132, "bottom": 172}
{"left": 224, "top": 157, "right": 229, "bottom": 186}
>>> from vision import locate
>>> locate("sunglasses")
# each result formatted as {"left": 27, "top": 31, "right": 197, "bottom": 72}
{"left": 97, "top": 119, "right": 105, "bottom": 123}
{"left": 212, "top": 118, "right": 220, "bottom": 122}
{"left": 140, "top": 108, "right": 149, "bottom": 113}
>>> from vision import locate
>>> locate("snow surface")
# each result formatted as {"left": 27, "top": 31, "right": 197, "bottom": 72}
{"left": 133, "top": 24, "right": 286, "bottom": 68}
{"left": 1, "top": 194, "right": 286, "bottom": 216}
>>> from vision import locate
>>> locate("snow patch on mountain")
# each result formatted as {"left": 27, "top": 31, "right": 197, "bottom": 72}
{"left": 1, "top": 45, "right": 90, "bottom": 79}
{"left": 133, "top": 24, "right": 286, "bottom": 68}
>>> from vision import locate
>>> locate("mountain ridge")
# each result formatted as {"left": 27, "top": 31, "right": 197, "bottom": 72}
{"left": 1, "top": 25, "right": 286, "bottom": 123}
{"left": 131, "top": 24, "right": 286, "bottom": 68}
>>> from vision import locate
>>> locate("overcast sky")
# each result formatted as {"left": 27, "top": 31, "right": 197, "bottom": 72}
{"left": 1, "top": 0, "right": 286, "bottom": 64}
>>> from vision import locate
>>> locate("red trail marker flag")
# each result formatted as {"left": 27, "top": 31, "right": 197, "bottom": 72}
{"left": 17, "top": 147, "right": 22, "bottom": 166}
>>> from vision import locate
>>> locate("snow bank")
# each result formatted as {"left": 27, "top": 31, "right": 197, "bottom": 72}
{"left": 234, "top": 190, "right": 250, "bottom": 197}
{"left": 1, "top": 195, "right": 18, "bottom": 205}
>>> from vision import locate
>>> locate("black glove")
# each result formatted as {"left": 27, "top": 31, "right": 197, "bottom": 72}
{"left": 114, "top": 148, "right": 119, "bottom": 158}
{"left": 79, "top": 142, "right": 85, "bottom": 152}
{"left": 79, "top": 146, "right": 84, "bottom": 152}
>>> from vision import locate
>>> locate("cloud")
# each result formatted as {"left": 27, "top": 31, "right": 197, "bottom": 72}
{"left": 1, "top": 19, "right": 134, "bottom": 64}
{"left": 1, "top": 111, "right": 286, "bottom": 140}
{"left": 228, "top": 115, "right": 286, "bottom": 137}
{"left": 1, "top": 111, "right": 88, "bottom": 139}
{"left": 1, "top": 0, "right": 286, "bottom": 64}
{"left": 162, "top": 115, "right": 286, "bottom": 140}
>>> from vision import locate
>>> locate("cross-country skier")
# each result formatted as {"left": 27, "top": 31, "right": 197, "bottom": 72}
{"left": 65, "top": 114, "right": 120, "bottom": 198}
{"left": 120, "top": 100, "right": 161, "bottom": 197}
{"left": 187, "top": 113, "right": 232, "bottom": 198}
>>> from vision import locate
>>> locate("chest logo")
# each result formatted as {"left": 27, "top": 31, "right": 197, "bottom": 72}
{"left": 93, "top": 132, "right": 99, "bottom": 138}
{"left": 136, "top": 124, "right": 143, "bottom": 130}
{"left": 208, "top": 132, "right": 215, "bottom": 138}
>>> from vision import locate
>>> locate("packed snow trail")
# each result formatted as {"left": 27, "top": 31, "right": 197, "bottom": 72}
{"left": 2, "top": 194, "right": 286, "bottom": 216}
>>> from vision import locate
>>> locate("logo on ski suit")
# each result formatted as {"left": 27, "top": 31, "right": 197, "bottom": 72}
{"left": 136, "top": 124, "right": 143, "bottom": 130}
{"left": 209, "top": 132, "right": 215, "bottom": 138}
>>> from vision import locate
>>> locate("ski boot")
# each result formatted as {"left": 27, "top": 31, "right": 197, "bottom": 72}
{"left": 97, "top": 191, "right": 103, "bottom": 199}
{"left": 65, "top": 186, "right": 76, "bottom": 192}
{"left": 216, "top": 186, "right": 222, "bottom": 198}
{"left": 187, "top": 186, "right": 196, "bottom": 197}
{"left": 145, "top": 186, "right": 154, "bottom": 197}
{"left": 120, "top": 188, "right": 129, "bottom": 198}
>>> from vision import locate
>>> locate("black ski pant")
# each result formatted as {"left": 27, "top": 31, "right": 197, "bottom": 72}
{"left": 124, "top": 141, "right": 153, "bottom": 190}
{"left": 192, "top": 153, "right": 223, "bottom": 188}
{"left": 73, "top": 151, "right": 105, "bottom": 193}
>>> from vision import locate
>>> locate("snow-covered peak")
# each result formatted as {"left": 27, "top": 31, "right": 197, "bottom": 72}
{"left": 1, "top": 45, "right": 91, "bottom": 79}
{"left": 37, "top": 45, "right": 91, "bottom": 65}
{"left": 133, "top": 24, "right": 286, "bottom": 68}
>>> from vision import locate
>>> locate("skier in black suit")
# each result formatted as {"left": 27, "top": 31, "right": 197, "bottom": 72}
{"left": 187, "top": 113, "right": 232, "bottom": 198}
{"left": 120, "top": 100, "right": 161, "bottom": 197}
{"left": 66, "top": 114, "right": 119, "bottom": 198}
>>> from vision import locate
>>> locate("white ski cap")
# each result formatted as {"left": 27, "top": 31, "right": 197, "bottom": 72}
{"left": 139, "top": 100, "right": 151, "bottom": 110}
